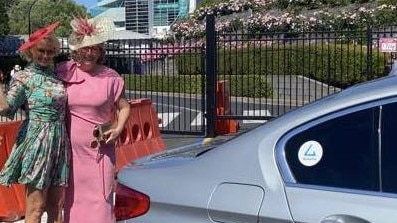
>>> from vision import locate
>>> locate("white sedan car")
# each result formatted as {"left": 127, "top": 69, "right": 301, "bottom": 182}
{"left": 115, "top": 72, "right": 397, "bottom": 223}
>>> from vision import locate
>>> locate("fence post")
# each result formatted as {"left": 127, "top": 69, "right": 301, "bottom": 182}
{"left": 201, "top": 43, "right": 207, "bottom": 135}
{"left": 366, "top": 26, "right": 373, "bottom": 79}
{"left": 205, "top": 14, "right": 217, "bottom": 138}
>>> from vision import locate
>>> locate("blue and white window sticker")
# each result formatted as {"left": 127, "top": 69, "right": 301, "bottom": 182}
{"left": 298, "top": 140, "right": 323, "bottom": 166}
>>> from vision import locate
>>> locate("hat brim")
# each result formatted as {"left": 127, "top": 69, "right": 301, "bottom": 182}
{"left": 19, "top": 21, "right": 59, "bottom": 52}
{"left": 69, "top": 34, "right": 110, "bottom": 51}
{"left": 68, "top": 17, "right": 115, "bottom": 51}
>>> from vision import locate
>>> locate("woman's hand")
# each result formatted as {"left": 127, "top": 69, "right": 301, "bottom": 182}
{"left": 103, "top": 97, "right": 130, "bottom": 144}
{"left": 103, "top": 127, "right": 123, "bottom": 144}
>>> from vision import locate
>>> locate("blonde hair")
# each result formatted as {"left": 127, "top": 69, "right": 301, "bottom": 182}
{"left": 19, "top": 34, "right": 60, "bottom": 62}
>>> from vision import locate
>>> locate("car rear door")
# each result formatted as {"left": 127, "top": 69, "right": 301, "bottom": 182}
{"left": 285, "top": 186, "right": 397, "bottom": 223}
{"left": 279, "top": 101, "right": 397, "bottom": 223}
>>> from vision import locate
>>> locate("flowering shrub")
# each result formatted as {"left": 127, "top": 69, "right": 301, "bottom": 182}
{"left": 373, "top": 4, "right": 397, "bottom": 25}
{"left": 193, "top": 0, "right": 272, "bottom": 21}
{"left": 169, "top": 0, "right": 397, "bottom": 40}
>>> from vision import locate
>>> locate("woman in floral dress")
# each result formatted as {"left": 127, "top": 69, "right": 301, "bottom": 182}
{"left": 0, "top": 22, "right": 70, "bottom": 223}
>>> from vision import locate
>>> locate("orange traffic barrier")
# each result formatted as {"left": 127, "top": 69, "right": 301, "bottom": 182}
{"left": 138, "top": 99, "right": 165, "bottom": 150}
{"left": 215, "top": 80, "right": 239, "bottom": 135}
{"left": 216, "top": 80, "right": 231, "bottom": 110}
{"left": 116, "top": 100, "right": 145, "bottom": 169}
{"left": 0, "top": 121, "right": 25, "bottom": 222}
{"left": 115, "top": 99, "right": 166, "bottom": 172}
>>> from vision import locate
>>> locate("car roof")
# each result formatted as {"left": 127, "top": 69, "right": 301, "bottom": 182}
{"left": 230, "top": 74, "right": 397, "bottom": 146}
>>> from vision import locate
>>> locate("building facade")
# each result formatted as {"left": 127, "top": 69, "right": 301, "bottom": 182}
{"left": 125, "top": 0, "right": 152, "bottom": 35}
{"left": 91, "top": 0, "right": 201, "bottom": 38}
{"left": 125, "top": 0, "right": 200, "bottom": 37}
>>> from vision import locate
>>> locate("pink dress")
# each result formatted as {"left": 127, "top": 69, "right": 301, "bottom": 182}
{"left": 56, "top": 61, "right": 124, "bottom": 223}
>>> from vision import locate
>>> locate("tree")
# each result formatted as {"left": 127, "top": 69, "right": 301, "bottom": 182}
{"left": 7, "top": 0, "right": 89, "bottom": 36}
{"left": 0, "top": 0, "right": 10, "bottom": 36}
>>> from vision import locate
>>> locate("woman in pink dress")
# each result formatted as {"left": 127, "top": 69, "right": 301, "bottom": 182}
{"left": 56, "top": 17, "right": 130, "bottom": 223}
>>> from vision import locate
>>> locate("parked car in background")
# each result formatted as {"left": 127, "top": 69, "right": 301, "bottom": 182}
{"left": 115, "top": 68, "right": 397, "bottom": 223}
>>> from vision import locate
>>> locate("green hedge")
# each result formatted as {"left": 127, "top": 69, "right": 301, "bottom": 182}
{"left": 177, "top": 44, "right": 389, "bottom": 88}
{"left": 124, "top": 75, "right": 203, "bottom": 94}
{"left": 124, "top": 74, "right": 273, "bottom": 98}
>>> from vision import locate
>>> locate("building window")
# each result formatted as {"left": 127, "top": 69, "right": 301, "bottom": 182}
{"left": 125, "top": 0, "right": 151, "bottom": 34}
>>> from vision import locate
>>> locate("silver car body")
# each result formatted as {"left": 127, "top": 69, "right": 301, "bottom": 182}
{"left": 117, "top": 74, "right": 397, "bottom": 223}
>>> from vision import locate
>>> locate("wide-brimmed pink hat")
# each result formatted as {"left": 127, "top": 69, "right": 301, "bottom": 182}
{"left": 18, "top": 21, "right": 60, "bottom": 52}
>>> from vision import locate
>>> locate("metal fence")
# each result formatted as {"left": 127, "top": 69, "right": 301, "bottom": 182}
{"left": 215, "top": 28, "right": 395, "bottom": 120}
{"left": 1, "top": 17, "right": 397, "bottom": 136}
{"left": 101, "top": 39, "right": 207, "bottom": 135}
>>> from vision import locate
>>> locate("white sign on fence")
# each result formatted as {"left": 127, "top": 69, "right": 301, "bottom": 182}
{"left": 379, "top": 38, "right": 397, "bottom": 52}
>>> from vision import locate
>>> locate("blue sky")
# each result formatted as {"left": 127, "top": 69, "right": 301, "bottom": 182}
{"left": 73, "top": 0, "right": 97, "bottom": 9}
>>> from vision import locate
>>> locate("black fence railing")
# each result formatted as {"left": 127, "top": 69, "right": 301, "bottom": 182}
{"left": 1, "top": 21, "right": 397, "bottom": 136}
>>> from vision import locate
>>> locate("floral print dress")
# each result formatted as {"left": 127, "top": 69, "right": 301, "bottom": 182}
{"left": 0, "top": 64, "right": 70, "bottom": 190}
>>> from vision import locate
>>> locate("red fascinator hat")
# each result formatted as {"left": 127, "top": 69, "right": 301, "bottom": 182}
{"left": 18, "top": 21, "right": 60, "bottom": 52}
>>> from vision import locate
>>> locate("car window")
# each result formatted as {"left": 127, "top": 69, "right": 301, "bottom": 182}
{"left": 284, "top": 107, "right": 380, "bottom": 191}
{"left": 381, "top": 102, "right": 397, "bottom": 193}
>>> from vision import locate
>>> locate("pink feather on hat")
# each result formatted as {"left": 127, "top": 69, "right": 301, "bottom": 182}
{"left": 68, "top": 17, "right": 115, "bottom": 51}
{"left": 74, "top": 17, "right": 97, "bottom": 37}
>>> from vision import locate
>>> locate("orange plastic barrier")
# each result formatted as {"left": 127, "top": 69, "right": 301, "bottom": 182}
{"left": 216, "top": 80, "right": 231, "bottom": 110}
{"left": 215, "top": 80, "right": 239, "bottom": 135}
{"left": 116, "top": 99, "right": 166, "bottom": 172}
{"left": 0, "top": 120, "right": 25, "bottom": 222}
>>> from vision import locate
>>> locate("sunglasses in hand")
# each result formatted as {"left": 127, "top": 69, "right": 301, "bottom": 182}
{"left": 90, "top": 122, "right": 115, "bottom": 148}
